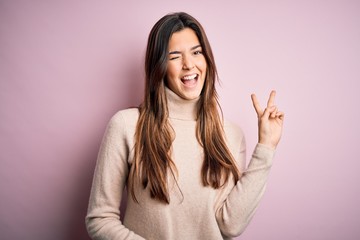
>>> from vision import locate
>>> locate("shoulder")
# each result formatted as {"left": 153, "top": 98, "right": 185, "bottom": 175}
{"left": 109, "top": 108, "right": 139, "bottom": 125}
{"left": 223, "top": 118, "right": 245, "bottom": 145}
{"left": 105, "top": 108, "right": 139, "bottom": 136}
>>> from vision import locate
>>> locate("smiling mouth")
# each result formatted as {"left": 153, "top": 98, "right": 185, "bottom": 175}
{"left": 181, "top": 74, "right": 198, "bottom": 86}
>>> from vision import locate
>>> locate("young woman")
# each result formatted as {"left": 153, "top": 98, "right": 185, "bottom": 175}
{"left": 86, "top": 12, "right": 284, "bottom": 240}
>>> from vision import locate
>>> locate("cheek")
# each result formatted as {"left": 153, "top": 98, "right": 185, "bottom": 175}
{"left": 201, "top": 62, "right": 208, "bottom": 81}
{"left": 202, "top": 63, "right": 207, "bottom": 73}
{"left": 197, "top": 58, "right": 207, "bottom": 72}
{"left": 166, "top": 63, "right": 179, "bottom": 78}
{"left": 165, "top": 64, "right": 178, "bottom": 87}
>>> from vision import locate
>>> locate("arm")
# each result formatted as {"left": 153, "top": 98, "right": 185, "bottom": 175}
{"left": 216, "top": 91, "right": 284, "bottom": 237}
{"left": 216, "top": 140, "right": 275, "bottom": 237}
{"left": 85, "top": 112, "right": 145, "bottom": 240}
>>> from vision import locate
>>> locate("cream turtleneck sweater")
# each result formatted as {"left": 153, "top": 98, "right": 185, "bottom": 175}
{"left": 86, "top": 88, "right": 275, "bottom": 240}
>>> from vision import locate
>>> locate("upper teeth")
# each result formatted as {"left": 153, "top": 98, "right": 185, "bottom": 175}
{"left": 182, "top": 74, "right": 197, "bottom": 80}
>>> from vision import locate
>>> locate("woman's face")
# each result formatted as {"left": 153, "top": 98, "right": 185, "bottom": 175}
{"left": 165, "top": 28, "right": 207, "bottom": 100}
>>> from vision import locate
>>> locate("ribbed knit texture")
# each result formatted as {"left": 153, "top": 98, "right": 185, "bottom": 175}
{"left": 86, "top": 88, "right": 275, "bottom": 240}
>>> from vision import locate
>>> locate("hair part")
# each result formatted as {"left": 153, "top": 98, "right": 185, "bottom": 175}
{"left": 129, "top": 12, "right": 241, "bottom": 204}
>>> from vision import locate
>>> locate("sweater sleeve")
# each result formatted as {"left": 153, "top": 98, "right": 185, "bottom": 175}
{"left": 215, "top": 134, "right": 275, "bottom": 238}
{"left": 85, "top": 112, "right": 145, "bottom": 240}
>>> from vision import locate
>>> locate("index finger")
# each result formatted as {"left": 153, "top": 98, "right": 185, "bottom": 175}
{"left": 267, "top": 90, "right": 276, "bottom": 107}
{"left": 251, "top": 93, "right": 263, "bottom": 117}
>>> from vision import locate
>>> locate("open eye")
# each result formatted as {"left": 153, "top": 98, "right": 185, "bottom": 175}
{"left": 193, "top": 50, "right": 203, "bottom": 55}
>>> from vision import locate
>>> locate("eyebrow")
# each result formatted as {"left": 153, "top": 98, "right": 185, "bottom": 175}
{"left": 169, "top": 44, "right": 202, "bottom": 55}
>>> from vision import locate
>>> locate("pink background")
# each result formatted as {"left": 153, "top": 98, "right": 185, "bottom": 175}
{"left": 1, "top": 1, "right": 359, "bottom": 239}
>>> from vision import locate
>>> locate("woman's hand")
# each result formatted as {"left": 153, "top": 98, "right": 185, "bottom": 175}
{"left": 251, "top": 91, "right": 284, "bottom": 150}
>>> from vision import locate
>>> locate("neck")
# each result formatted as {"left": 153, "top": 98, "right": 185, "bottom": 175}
{"left": 165, "top": 87, "right": 199, "bottom": 121}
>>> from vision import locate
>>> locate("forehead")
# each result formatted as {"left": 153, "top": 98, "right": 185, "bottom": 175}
{"left": 168, "top": 28, "right": 200, "bottom": 50}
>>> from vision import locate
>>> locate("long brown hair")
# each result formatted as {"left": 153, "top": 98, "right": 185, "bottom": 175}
{"left": 129, "top": 12, "right": 240, "bottom": 204}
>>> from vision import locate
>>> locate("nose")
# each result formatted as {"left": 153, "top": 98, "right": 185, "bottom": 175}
{"left": 182, "top": 55, "right": 194, "bottom": 70}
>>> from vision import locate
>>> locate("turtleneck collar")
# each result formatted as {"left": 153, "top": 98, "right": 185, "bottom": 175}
{"left": 165, "top": 87, "right": 199, "bottom": 121}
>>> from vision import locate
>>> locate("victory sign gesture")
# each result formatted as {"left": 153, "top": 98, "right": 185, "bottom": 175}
{"left": 251, "top": 91, "right": 284, "bottom": 150}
